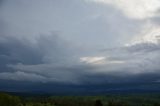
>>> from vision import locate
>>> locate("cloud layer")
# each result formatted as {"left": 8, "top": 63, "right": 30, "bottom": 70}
{"left": 0, "top": 0, "right": 160, "bottom": 85}
{"left": 87, "top": 0, "right": 160, "bottom": 19}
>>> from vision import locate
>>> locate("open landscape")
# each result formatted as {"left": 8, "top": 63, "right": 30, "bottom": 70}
{"left": 1, "top": 0, "right": 160, "bottom": 106}
{"left": 1, "top": 92, "right": 160, "bottom": 106}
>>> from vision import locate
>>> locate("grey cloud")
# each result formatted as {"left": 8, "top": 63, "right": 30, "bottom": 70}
{"left": 0, "top": 71, "right": 48, "bottom": 83}
{"left": 100, "top": 36, "right": 160, "bottom": 77}
{"left": 125, "top": 42, "right": 160, "bottom": 54}
{"left": 151, "top": 16, "right": 160, "bottom": 25}
{"left": 0, "top": 32, "right": 79, "bottom": 73}
{"left": 1, "top": 33, "right": 160, "bottom": 84}
{"left": 0, "top": 0, "right": 160, "bottom": 85}
{"left": 0, "top": 33, "right": 90, "bottom": 84}
{"left": 0, "top": 0, "right": 4, "bottom": 7}
{"left": 149, "top": 9, "right": 160, "bottom": 25}
{"left": 7, "top": 63, "right": 93, "bottom": 84}
{"left": 0, "top": 0, "right": 143, "bottom": 48}
{"left": 0, "top": 35, "right": 43, "bottom": 65}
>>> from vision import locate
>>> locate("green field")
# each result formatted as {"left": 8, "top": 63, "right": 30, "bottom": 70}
{"left": 1, "top": 92, "right": 160, "bottom": 106}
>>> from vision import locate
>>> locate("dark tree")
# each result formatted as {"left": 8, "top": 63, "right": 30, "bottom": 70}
{"left": 95, "top": 99, "right": 103, "bottom": 106}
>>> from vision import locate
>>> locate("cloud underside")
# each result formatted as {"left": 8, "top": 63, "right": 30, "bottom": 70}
{"left": 0, "top": 34, "right": 160, "bottom": 84}
{"left": 0, "top": 0, "right": 160, "bottom": 84}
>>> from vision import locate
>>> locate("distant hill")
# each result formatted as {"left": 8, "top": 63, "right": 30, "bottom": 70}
{"left": 1, "top": 82, "right": 160, "bottom": 96}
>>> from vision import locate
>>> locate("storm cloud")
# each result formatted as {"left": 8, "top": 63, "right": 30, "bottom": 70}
{"left": 0, "top": 0, "right": 160, "bottom": 87}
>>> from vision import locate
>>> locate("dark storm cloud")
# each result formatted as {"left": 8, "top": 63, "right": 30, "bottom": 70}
{"left": 0, "top": 36, "right": 43, "bottom": 65}
{"left": 1, "top": 33, "right": 160, "bottom": 84}
{"left": 0, "top": 0, "right": 160, "bottom": 86}
{"left": 0, "top": 36, "right": 52, "bottom": 65}
{"left": 0, "top": 33, "right": 73, "bottom": 68}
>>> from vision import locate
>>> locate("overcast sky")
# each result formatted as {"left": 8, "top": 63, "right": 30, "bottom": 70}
{"left": 0, "top": 0, "right": 160, "bottom": 86}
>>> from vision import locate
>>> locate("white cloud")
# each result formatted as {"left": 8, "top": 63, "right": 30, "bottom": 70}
{"left": 80, "top": 56, "right": 106, "bottom": 64}
{"left": 86, "top": 0, "right": 160, "bottom": 19}
{"left": 80, "top": 56, "right": 125, "bottom": 65}
{"left": 127, "top": 28, "right": 160, "bottom": 46}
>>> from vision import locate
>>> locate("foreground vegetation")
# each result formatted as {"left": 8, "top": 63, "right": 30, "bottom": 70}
{"left": 0, "top": 92, "right": 160, "bottom": 106}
